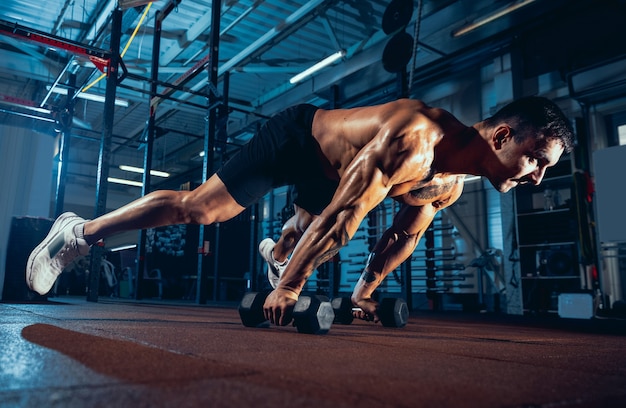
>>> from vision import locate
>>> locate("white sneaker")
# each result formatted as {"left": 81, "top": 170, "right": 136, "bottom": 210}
{"left": 258, "top": 238, "right": 287, "bottom": 289}
{"left": 26, "top": 212, "right": 91, "bottom": 295}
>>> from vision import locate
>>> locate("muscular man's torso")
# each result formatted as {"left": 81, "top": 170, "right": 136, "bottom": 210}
{"left": 311, "top": 99, "right": 467, "bottom": 208}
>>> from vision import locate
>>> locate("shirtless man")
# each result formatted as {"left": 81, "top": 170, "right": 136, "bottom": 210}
{"left": 26, "top": 97, "right": 574, "bottom": 327}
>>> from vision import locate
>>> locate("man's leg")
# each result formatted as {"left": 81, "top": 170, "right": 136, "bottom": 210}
{"left": 27, "top": 174, "right": 245, "bottom": 295}
{"left": 274, "top": 205, "right": 315, "bottom": 262}
{"left": 83, "top": 175, "right": 244, "bottom": 241}
{"left": 259, "top": 205, "right": 315, "bottom": 288}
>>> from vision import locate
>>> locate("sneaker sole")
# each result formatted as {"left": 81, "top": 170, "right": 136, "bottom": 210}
{"left": 259, "top": 238, "right": 281, "bottom": 288}
{"left": 258, "top": 238, "right": 275, "bottom": 261}
{"left": 25, "top": 212, "right": 82, "bottom": 290}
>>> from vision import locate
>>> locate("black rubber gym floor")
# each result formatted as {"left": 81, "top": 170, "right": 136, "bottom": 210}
{"left": 1, "top": 297, "right": 625, "bottom": 408}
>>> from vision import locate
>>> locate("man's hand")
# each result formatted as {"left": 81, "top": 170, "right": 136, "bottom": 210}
{"left": 351, "top": 274, "right": 381, "bottom": 323}
{"left": 351, "top": 297, "right": 380, "bottom": 323}
{"left": 263, "top": 287, "right": 299, "bottom": 326}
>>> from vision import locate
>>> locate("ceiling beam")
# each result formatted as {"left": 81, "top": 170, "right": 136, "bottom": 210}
{"left": 180, "top": 0, "right": 333, "bottom": 102}
{"left": 160, "top": 6, "right": 214, "bottom": 65}
{"left": 252, "top": 27, "right": 389, "bottom": 109}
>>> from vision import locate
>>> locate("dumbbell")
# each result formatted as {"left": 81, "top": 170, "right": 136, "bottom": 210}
{"left": 378, "top": 297, "right": 409, "bottom": 328}
{"left": 238, "top": 292, "right": 335, "bottom": 335}
{"left": 332, "top": 296, "right": 409, "bottom": 328}
{"left": 331, "top": 297, "right": 354, "bottom": 325}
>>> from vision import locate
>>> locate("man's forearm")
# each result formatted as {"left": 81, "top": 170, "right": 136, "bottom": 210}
{"left": 277, "top": 213, "right": 352, "bottom": 295}
{"left": 352, "top": 230, "right": 420, "bottom": 300}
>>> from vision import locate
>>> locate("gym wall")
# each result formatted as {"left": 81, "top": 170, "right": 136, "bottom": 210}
{"left": 0, "top": 125, "right": 55, "bottom": 300}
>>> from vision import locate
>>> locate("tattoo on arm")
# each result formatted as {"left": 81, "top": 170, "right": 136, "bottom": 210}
{"left": 361, "top": 252, "right": 377, "bottom": 282}
{"left": 361, "top": 252, "right": 376, "bottom": 283}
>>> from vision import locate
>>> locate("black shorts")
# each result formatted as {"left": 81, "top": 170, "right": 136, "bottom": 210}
{"left": 216, "top": 104, "right": 339, "bottom": 215}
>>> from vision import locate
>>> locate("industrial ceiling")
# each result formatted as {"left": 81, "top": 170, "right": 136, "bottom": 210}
{"left": 0, "top": 0, "right": 625, "bottom": 197}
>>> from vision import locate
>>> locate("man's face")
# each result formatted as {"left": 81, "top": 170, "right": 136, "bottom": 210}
{"left": 490, "top": 134, "right": 565, "bottom": 193}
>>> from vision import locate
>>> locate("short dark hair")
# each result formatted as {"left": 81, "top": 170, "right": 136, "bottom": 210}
{"left": 485, "top": 96, "right": 575, "bottom": 153}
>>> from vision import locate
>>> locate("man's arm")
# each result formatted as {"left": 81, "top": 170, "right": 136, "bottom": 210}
{"left": 263, "top": 142, "right": 404, "bottom": 325}
{"left": 352, "top": 180, "right": 464, "bottom": 321}
{"left": 351, "top": 204, "right": 436, "bottom": 321}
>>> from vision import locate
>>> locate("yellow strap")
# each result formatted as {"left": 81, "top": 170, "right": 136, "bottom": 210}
{"left": 82, "top": 3, "right": 152, "bottom": 93}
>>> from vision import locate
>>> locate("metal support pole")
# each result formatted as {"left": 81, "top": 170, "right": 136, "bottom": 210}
{"left": 425, "top": 227, "right": 439, "bottom": 310}
{"left": 397, "top": 70, "right": 408, "bottom": 98}
{"left": 330, "top": 84, "right": 340, "bottom": 109}
{"left": 87, "top": 7, "right": 122, "bottom": 302}
{"left": 0, "top": 19, "right": 111, "bottom": 60}
{"left": 197, "top": 0, "right": 222, "bottom": 304}
{"left": 54, "top": 73, "right": 75, "bottom": 217}
{"left": 134, "top": 8, "right": 166, "bottom": 300}
{"left": 218, "top": 71, "right": 229, "bottom": 144}
{"left": 402, "top": 250, "right": 413, "bottom": 310}
{"left": 248, "top": 203, "right": 260, "bottom": 292}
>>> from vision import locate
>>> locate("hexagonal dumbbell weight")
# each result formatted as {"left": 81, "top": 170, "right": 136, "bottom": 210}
{"left": 331, "top": 296, "right": 409, "bottom": 327}
{"left": 293, "top": 295, "right": 335, "bottom": 335}
{"left": 331, "top": 297, "right": 354, "bottom": 325}
{"left": 238, "top": 291, "right": 271, "bottom": 328}
{"left": 378, "top": 297, "right": 409, "bottom": 328}
{"left": 238, "top": 292, "right": 335, "bottom": 335}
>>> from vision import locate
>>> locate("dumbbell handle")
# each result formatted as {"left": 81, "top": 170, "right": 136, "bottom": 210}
{"left": 351, "top": 307, "right": 377, "bottom": 324}
{"left": 352, "top": 300, "right": 408, "bottom": 328}
{"left": 351, "top": 307, "right": 377, "bottom": 318}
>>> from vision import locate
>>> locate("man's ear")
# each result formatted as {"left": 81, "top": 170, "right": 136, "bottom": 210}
{"left": 492, "top": 125, "right": 512, "bottom": 149}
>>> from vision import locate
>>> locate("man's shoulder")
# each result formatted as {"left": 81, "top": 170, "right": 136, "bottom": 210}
{"left": 383, "top": 99, "right": 462, "bottom": 129}
{"left": 334, "top": 99, "right": 448, "bottom": 124}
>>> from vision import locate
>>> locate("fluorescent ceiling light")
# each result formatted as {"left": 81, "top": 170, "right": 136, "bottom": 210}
{"left": 109, "top": 244, "right": 138, "bottom": 252}
{"left": 119, "top": 164, "right": 170, "bottom": 178}
{"left": 47, "top": 86, "right": 129, "bottom": 107}
{"left": 464, "top": 175, "right": 482, "bottom": 183}
{"left": 0, "top": 108, "right": 55, "bottom": 122}
{"left": 452, "top": 0, "right": 536, "bottom": 37}
{"left": 108, "top": 177, "right": 143, "bottom": 187}
{"left": 0, "top": 95, "right": 52, "bottom": 115}
{"left": 289, "top": 50, "right": 346, "bottom": 84}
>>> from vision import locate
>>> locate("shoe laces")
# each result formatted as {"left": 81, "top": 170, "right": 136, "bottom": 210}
{"left": 51, "top": 238, "right": 84, "bottom": 270}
